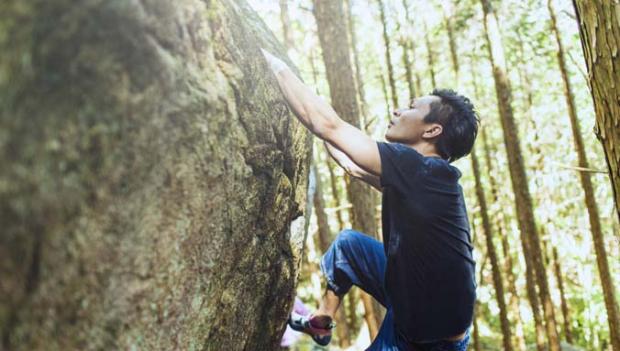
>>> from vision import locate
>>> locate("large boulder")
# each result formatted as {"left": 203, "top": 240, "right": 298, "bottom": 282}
{"left": 0, "top": 0, "right": 312, "bottom": 349}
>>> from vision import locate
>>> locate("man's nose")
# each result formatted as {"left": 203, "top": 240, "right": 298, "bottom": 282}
{"left": 392, "top": 109, "right": 402, "bottom": 117}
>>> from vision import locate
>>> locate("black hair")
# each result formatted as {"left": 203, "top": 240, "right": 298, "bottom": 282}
{"left": 425, "top": 88, "right": 480, "bottom": 163}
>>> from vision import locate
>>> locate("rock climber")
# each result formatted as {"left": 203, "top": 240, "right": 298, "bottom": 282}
{"left": 261, "top": 48, "right": 478, "bottom": 351}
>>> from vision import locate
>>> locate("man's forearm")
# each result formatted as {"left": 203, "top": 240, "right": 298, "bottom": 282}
{"left": 324, "top": 141, "right": 382, "bottom": 191}
{"left": 273, "top": 69, "right": 339, "bottom": 139}
{"left": 324, "top": 141, "right": 356, "bottom": 173}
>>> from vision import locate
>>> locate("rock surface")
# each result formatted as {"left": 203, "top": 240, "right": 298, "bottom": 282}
{"left": 0, "top": 0, "right": 312, "bottom": 349}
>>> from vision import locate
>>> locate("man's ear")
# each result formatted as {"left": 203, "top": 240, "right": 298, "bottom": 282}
{"left": 422, "top": 123, "right": 443, "bottom": 139}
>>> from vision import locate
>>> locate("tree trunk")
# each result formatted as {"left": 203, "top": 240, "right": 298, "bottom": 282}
{"left": 399, "top": 38, "right": 416, "bottom": 102}
{"left": 279, "top": 0, "right": 294, "bottom": 51}
{"left": 471, "top": 59, "right": 529, "bottom": 351}
{"left": 423, "top": 19, "right": 438, "bottom": 88}
{"left": 514, "top": 29, "right": 564, "bottom": 350}
{"left": 479, "top": 1, "right": 561, "bottom": 350}
{"left": 481, "top": 129, "right": 532, "bottom": 351}
{"left": 379, "top": 73, "right": 392, "bottom": 123}
{"left": 415, "top": 73, "right": 423, "bottom": 97}
{"left": 326, "top": 160, "right": 346, "bottom": 231}
{"left": 400, "top": 0, "right": 416, "bottom": 100}
{"left": 551, "top": 245, "right": 573, "bottom": 343}
{"left": 473, "top": 253, "right": 487, "bottom": 351}
{"left": 572, "top": 0, "right": 620, "bottom": 230}
{"left": 471, "top": 149, "right": 513, "bottom": 351}
{"left": 442, "top": 3, "right": 460, "bottom": 83}
{"left": 376, "top": 0, "right": 399, "bottom": 108}
{"left": 312, "top": 163, "right": 352, "bottom": 348}
{"left": 344, "top": 0, "right": 370, "bottom": 125}
{"left": 0, "top": 1, "right": 313, "bottom": 350}
{"left": 472, "top": 302, "right": 482, "bottom": 351}
{"left": 312, "top": 0, "right": 383, "bottom": 338}
{"left": 559, "top": 3, "right": 620, "bottom": 349}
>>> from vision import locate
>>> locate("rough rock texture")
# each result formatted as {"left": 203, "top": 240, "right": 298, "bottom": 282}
{"left": 0, "top": 0, "right": 312, "bottom": 350}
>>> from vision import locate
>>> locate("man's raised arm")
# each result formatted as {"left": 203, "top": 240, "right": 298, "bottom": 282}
{"left": 261, "top": 49, "right": 383, "bottom": 178}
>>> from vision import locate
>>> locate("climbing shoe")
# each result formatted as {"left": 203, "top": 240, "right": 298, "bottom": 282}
{"left": 288, "top": 311, "right": 336, "bottom": 346}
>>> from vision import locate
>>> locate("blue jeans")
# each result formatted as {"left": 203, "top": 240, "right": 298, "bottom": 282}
{"left": 320, "top": 229, "right": 470, "bottom": 351}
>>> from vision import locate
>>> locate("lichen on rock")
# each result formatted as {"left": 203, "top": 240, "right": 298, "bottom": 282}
{"left": 0, "top": 0, "right": 312, "bottom": 350}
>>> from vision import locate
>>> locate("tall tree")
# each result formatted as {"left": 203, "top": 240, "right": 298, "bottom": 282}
{"left": 514, "top": 27, "right": 565, "bottom": 348}
{"left": 0, "top": 0, "right": 313, "bottom": 349}
{"left": 312, "top": 0, "right": 383, "bottom": 338}
{"left": 479, "top": 1, "right": 561, "bottom": 350}
{"left": 551, "top": 244, "right": 573, "bottom": 343}
{"left": 485, "top": 130, "right": 531, "bottom": 351}
{"left": 344, "top": 0, "right": 370, "bottom": 125}
{"left": 471, "top": 149, "right": 514, "bottom": 351}
{"left": 572, "top": 1, "right": 620, "bottom": 348}
{"left": 376, "top": 0, "right": 399, "bottom": 108}
{"left": 472, "top": 69, "right": 529, "bottom": 351}
{"left": 451, "top": 20, "right": 509, "bottom": 349}
{"left": 442, "top": 2, "right": 460, "bottom": 83}
{"left": 398, "top": 36, "right": 416, "bottom": 101}
{"left": 471, "top": 55, "right": 537, "bottom": 351}
{"left": 278, "top": 0, "right": 294, "bottom": 51}
{"left": 472, "top": 246, "right": 487, "bottom": 351}
{"left": 399, "top": 0, "right": 417, "bottom": 100}
{"left": 423, "top": 18, "right": 438, "bottom": 88}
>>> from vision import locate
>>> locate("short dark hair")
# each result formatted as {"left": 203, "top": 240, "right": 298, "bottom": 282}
{"left": 425, "top": 88, "right": 480, "bottom": 163}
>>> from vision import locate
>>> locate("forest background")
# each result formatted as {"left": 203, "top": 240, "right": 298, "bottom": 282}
{"left": 248, "top": 0, "right": 620, "bottom": 350}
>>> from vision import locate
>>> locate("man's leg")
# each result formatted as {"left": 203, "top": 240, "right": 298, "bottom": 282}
{"left": 315, "top": 288, "right": 342, "bottom": 323}
{"left": 315, "top": 229, "right": 389, "bottom": 318}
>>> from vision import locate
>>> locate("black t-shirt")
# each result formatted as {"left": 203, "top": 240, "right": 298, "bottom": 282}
{"left": 377, "top": 141, "right": 476, "bottom": 343}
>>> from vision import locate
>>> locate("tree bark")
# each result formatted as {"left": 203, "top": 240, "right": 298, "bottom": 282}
{"left": 572, "top": 0, "right": 620, "bottom": 230}
{"left": 558, "top": 2, "right": 620, "bottom": 348}
{"left": 479, "top": 1, "right": 561, "bottom": 350}
{"left": 312, "top": 0, "right": 383, "bottom": 338}
{"left": 471, "top": 149, "right": 513, "bottom": 351}
{"left": 0, "top": 1, "right": 313, "bottom": 350}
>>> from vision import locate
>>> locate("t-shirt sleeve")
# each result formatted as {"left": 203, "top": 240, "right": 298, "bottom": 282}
{"left": 377, "top": 141, "right": 426, "bottom": 191}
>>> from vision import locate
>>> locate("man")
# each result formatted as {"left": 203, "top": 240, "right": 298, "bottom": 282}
{"left": 261, "top": 49, "right": 478, "bottom": 351}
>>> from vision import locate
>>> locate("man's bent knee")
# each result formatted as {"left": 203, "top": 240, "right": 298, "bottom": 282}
{"left": 335, "top": 229, "right": 360, "bottom": 246}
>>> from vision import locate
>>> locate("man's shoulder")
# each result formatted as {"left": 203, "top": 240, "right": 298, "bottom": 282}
{"left": 425, "top": 158, "right": 462, "bottom": 181}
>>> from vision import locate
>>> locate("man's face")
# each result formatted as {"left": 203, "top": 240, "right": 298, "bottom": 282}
{"left": 385, "top": 95, "right": 441, "bottom": 144}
